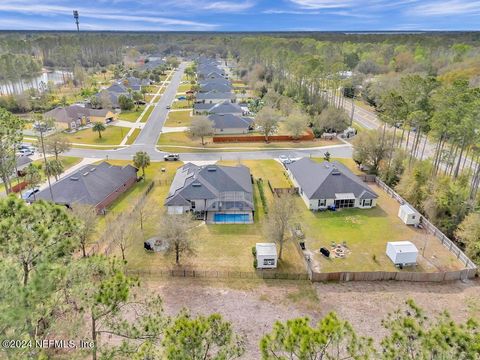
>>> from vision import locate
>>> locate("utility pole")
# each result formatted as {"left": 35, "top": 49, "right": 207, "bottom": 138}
{"left": 35, "top": 119, "right": 55, "bottom": 202}
{"left": 73, "top": 10, "right": 80, "bottom": 32}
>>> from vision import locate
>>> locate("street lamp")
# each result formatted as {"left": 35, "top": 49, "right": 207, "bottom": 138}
{"left": 73, "top": 10, "right": 80, "bottom": 32}
{"left": 35, "top": 118, "right": 55, "bottom": 202}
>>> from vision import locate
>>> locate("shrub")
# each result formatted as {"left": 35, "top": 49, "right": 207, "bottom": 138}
{"left": 252, "top": 246, "right": 257, "bottom": 256}
{"left": 253, "top": 258, "right": 258, "bottom": 269}
{"left": 256, "top": 179, "right": 269, "bottom": 214}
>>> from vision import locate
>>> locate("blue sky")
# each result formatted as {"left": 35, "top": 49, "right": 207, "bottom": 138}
{"left": 0, "top": 0, "right": 479, "bottom": 31}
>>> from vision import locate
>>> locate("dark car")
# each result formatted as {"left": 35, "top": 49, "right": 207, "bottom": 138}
{"left": 164, "top": 153, "right": 180, "bottom": 161}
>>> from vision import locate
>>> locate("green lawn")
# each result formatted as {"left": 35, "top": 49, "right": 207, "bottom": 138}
{"left": 177, "top": 83, "right": 193, "bottom": 92}
{"left": 118, "top": 105, "right": 146, "bottom": 122}
{"left": 157, "top": 131, "right": 341, "bottom": 152}
{"left": 171, "top": 100, "right": 191, "bottom": 109}
{"left": 164, "top": 110, "right": 192, "bottom": 127}
{"left": 144, "top": 85, "right": 159, "bottom": 93}
{"left": 125, "top": 128, "right": 141, "bottom": 145}
{"left": 145, "top": 94, "right": 155, "bottom": 102}
{"left": 140, "top": 105, "right": 154, "bottom": 123}
{"left": 63, "top": 125, "right": 129, "bottom": 145}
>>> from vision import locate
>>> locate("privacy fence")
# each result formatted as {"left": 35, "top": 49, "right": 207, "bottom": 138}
{"left": 304, "top": 176, "right": 477, "bottom": 283}
{"left": 212, "top": 131, "right": 315, "bottom": 143}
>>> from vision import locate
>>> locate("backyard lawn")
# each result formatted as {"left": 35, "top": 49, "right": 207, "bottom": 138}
{"left": 164, "top": 110, "right": 192, "bottom": 127}
{"left": 118, "top": 105, "right": 146, "bottom": 122}
{"left": 157, "top": 131, "right": 341, "bottom": 152}
{"left": 63, "top": 125, "right": 129, "bottom": 145}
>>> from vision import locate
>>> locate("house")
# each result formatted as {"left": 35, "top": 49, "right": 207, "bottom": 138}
{"left": 398, "top": 203, "right": 420, "bottom": 226}
{"left": 194, "top": 100, "right": 244, "bottom": 116}
{"left": 386, "top": 241, "right": 418, "bottom": 266}
{"left": 165, "top": 163, "right": 254, "bottom": 223}
{"left": 199, "top": 82, "right": 233, "bottom": 93}
{"left": 256, "top": 243, "right": 278, "bottom": 269}
{"left": 123, "top": 76, "right": 150, "bottom": 91}
{"left": 195, "top": 91, "right": 235, "bottom": 104}
{"left": 33, "top": 162, "right": 138, "bottom": 214}
{"left": 208, "top": 114, "right": 253, "bottom": 134}
{"left": 97, "top": 82, "right": 131, "bottom": 109}
{"left": 45, "top": 105, "right": 117, "bottom": 131}
{"left": 285, "top": 158, "right": 378, "bottom": 210}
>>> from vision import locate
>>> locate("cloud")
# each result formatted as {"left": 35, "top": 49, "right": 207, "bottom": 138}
{"left": 204, "top": 1, "right": 254, "bottom": 12}
{"left": 289, "top": 0, "right": 353, "bottom": 9}
{"left": 409, "top": 0, "right": 480, "bottom": 16}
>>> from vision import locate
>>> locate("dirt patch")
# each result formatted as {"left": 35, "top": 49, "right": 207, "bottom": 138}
{"left": 145, "top": 277, "right": 480, "bottom": 358}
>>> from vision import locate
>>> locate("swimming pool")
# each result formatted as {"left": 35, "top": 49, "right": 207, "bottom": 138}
{"left": 213, "top": 213, "right": 250, "bottom": 223}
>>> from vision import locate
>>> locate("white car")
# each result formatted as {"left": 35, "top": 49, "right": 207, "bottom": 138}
{"left": 278, "top": 155, "right": 292, "bottom": 164}
{"left": 22, "top": 188, "right": 39, "bottom": 200}
{"left": 164, "top": 153, "right": 180, "bottom": 161}
{"left": 18, "top": 148, "right": 34, "bottom": 156}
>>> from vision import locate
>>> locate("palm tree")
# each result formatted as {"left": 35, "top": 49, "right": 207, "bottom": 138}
{"left": 92, "top": 122, "right": 106, "bottom": 139}
{"left": 133, "top": 151, "right": 151, "bottom": 180}
{"left": 45, "top": 159, "right": 64, "bottom": 181}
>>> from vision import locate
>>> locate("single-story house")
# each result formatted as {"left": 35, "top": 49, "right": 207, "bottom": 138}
{"left": 199, "top": 82, "right": 233, "bottom": 93}
{"left": 208, "top": 114, "right": 253, "bottom": 134}
{"left": 45, "top": 105, "right": 117, "bottom": 130}
{"left": 195, "top": 91, "right": 235, "bottom": 104}
{"left": 165, "top": 163, "right": 254, "bottom": 223}
{"left": 193, "top": 100, "right": 244, "bottom": 116}
{"left": 140, "top": 58, "right": 166, "bottom": 71}
{"left": 96, "top": 82, "right": 131, "bottom": 109}
{"left": 122, "top": 76, "right": 150, "bottom": 91}
{"left": 33, "top": 162, "right": 138, "bottom": 214}
{"left": 285, "top": 158, "right": 378, "bottom": 210}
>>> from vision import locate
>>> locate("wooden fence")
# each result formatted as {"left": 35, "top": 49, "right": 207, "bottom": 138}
{"left": 267, "top": 179, "right": 298, "bottom": 197}
{"left": 126, "top": 268, "right": 309, "bottom": 281}
{"left": 213, "top": 130, "right": 315, "bottom": 143}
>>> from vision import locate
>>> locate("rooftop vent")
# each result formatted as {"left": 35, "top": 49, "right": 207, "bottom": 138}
{"left": 207, "top": 167, "right": 217, "bottom": 172}
{"left": 90, "top": 167, "right": 96, "bottom": 172}
{"left": 83, "top": 172, "right": 89, "bottom": 176}
{"left": 192, "top": 182, "right": 202, "bottom": 187}
{"left": 332, "top": 170, "right": 341, "bottom": 175}
{"left": 70, "top": 177, "right": 79, "bottom": 181}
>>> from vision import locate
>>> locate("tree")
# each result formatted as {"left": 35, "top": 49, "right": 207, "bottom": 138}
{"left": 89, "top": 95, "right": 101, "bottom": 109}
{"left": 260, "top": 314, "right": 374, "bottom": 360}
{"left": 312, "top": 106, "right": 350, "bottom": 136}
{"left": 256, "top": 106, "right": 280, "bottom": 142}
{"left": 92, "top": 121, "right": 106, "bottom": 139}
{"left": 352, "top": 129, "right": 390, "bottom": 174}
{"left": 118, "top": 94, "right": 134, "bottom": 111}
{"left": 381, "top": 299, "right": 480, "bottom": 360}
{"left": 133, "top": 151, "right": 151, "bottom": 179}
{"left": 286, "top": 110, "right": 308, "bottom": 140}
{"left": 163, "top": 312, "right": 245, "bottom": 360}
{"left": 45, "top": 158, "right": 64, "bottom": 181}
{"left": 396, "top": 160, "right": 432, "bottom": 210}
{"left": 160, "top": 213, "right": 196, "bottom": 265}
{"left": 0, "top": 107, "right": 24, "bottom": 194}
{"left": 43, "top": 133, "right": 71, "bottom": 160}
{"left": 264, "top": 194, "right": 298, "bottom": 260}
{"left": 99, "top": 91, "right": 112, "bottom": 109}
{"left": 24, "top": 163, "right": 42, "bottom": 198}
{"left": 132, "top": 91, "right": 143, "bottom": 110}
{"left": 455, "top": 212, "right": 480, "bottom": 265}
{"left": 107, "top": 213, "right": 136, "bottom": 262}
{"left": 190, "top": 117, "right": 214, "bottom": 146}
{"left": 166, "top": 56, "right": 180, "bottom": 69}
{"left": 324, "top": 151, "right": 331, "bottom": 162}
{"left": 72, "top": 203, "right": 98, "bottom": 257}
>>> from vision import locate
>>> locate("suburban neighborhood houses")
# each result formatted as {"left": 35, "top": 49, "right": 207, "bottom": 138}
{"left": 1, "top": 26, "right": 479, "bottom": 360}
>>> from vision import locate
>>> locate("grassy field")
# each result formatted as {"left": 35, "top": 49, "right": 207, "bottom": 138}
{"left": 164, "top": 110, "right": 192, "bottom": 127}
{"left": 145, "top": 94, "right": 155, "bottom": 102}
{"left": 118, "top": 105, "right": 146, "bottom": 122}
{"left": 144, "top": 85, "right": 159, "bottom": 93}
{"left": 157, "top": 131, "right": 341, "bottom": 152}
{"left": 140, "top": 105, "right": 154, "bottom": 123}
{"left": 171, "top": 100, "right": 191, "bottom": 109}
{"left": 63, "top": 125, "right": 129, "bottom": 145}
{"left": 125, "top": 128, "right": 141, "bottom": 145}
{"left": 177, "top": 83, "right": 193, "bottom": 92}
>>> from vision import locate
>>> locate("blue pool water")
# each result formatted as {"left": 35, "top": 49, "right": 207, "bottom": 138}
{"left": 213, "top": 213, "right": 250, "bottom": 223}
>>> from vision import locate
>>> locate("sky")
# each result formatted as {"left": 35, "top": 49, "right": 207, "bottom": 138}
{"left": 0, "top": 0, "right": 479, "bottom": 32}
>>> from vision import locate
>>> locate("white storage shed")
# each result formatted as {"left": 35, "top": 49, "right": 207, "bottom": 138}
{"left": 256, "top": 243, "right": 277, "bottom": 269}
{"left": 386, "top": 241, "right": 418, "bottom": 266}
{"left": 398, "top": 203, "right": 420, "bottom": 226}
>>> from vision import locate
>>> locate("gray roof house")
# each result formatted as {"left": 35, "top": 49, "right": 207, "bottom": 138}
{"left": 285, "top": 158, "right": 378, "bottom": 210}
{"left": 194, "top": 100, "right": 244, "bottom": 116}
{"left": 34, "top": 162, "right": 138, "bottom": 214}
{"left": 165, "top": 163, "right": 254, "bottom": 223}
{"left": 199, "top": 82, "right": 233, "bottom": 93}
{"left": 208, "top": 114, "right": 253, "bottom": 134}
{"left": 195, "top": 91, "right": 235, "bottom": 104}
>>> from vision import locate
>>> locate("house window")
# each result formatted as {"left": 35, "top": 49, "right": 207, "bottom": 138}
{"left": 318, "top": 199, "right": 326, "bottom": 207}
{"left": 191, "top": 201, "right": 196, "bottom": 209}
{"left": 363, "top": 199, "right": 372, "bottom": 207}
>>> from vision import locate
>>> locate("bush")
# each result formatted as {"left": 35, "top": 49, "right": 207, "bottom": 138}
{"left": 251, "top": 246, "right": 257, "bottom": 257}
{"left": 256, "top": 179, "right": 269, "bottom": 214}
{"left": 253, "top": 258, "right": 258, "bottom": 269}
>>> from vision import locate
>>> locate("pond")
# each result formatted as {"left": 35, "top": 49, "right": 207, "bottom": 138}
{"left": 0, "top": 70, "right": 73, "bottom": 96}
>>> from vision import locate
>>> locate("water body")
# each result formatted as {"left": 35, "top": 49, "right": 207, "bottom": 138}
{"left": 0, "top": 70, "right": 72, "bottom": 96}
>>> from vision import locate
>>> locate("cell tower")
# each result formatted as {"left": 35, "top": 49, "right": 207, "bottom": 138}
{"left": 73, "top": 10, "right": 80, "bottom": 32}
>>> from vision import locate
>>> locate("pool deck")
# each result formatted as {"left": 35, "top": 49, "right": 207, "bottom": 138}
{"left": 206, "top": 211, "right": 254, "bottom": 224}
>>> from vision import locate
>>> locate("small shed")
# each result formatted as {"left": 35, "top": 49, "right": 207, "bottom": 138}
{"left": 386, "top": 241, "right": 418, "bottom": 266}
{"left": 398, "top": 203, "right": 420, "bottom": 226}
{"left": 256, "top": 243, "right": 277, "bottom": 269}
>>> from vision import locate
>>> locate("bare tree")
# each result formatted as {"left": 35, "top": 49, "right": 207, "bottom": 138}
{"left": 107, "top": 213, "right": 136, "bottom": 262}
{"left": 286, "top": 110, "right": 308, "bottom": 140}
{"left": 264, "top": 194, "right": 298, "bottom": 260}
{"left": 255, "top": 106, "right": 280, "bottom": 142}
{"left": 160, "top": 213, "right": 196, "bottom": 265}
{"left": 72, "top": 203, "right": 98, "bottom": 257}
{"left": 189, "top": 117, "right": 214, "bottom": 146}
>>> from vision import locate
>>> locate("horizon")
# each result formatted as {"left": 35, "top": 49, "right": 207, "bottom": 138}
{"left": 1, "top": 0, "right": 480, "bottom": 32}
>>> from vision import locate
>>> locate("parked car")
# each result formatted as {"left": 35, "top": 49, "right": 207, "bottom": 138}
{"left": 178, "top": 96, "right": 186, "bottom": 100}
{"left": 18, "top": 144, "right": 35, "bottom": 151}
{"left": 166, "top": 105, "right": 171, "bottom": 110}
{"left": 22, "top": 187, "right": 39, "bottom": 200}
{"left": 18, "top": 148, "right": 34, "bottom": 156}
{"left": 278, "top": 155, "right": 293, "bottom": 164}
{"left": 164, "top": 153, "right": 180, "bottom": 161}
